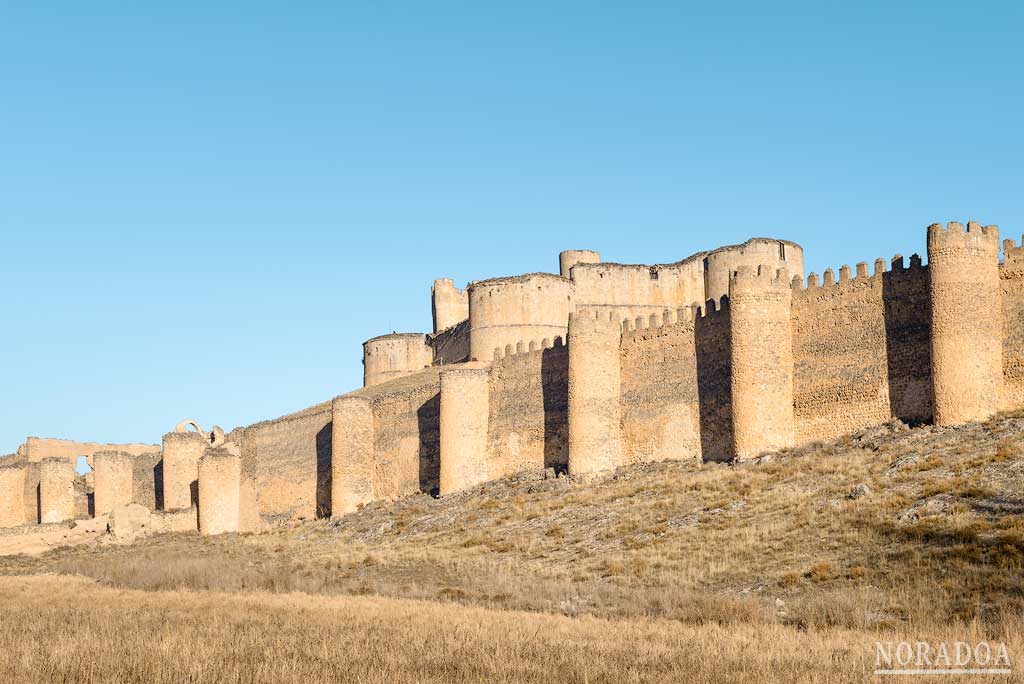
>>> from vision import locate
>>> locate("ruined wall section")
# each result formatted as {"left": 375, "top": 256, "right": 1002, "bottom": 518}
{"left": 17, "top": 437, "right": 158, "bottom": 467}
{"left": 1001, "top": 235, "right": 1024, "bottom": 409}
{"left": 619, "top": 309, "right": 701, "bottom": 463}
{"left": 486, "top": 339, "right": 568, "bottom": 479}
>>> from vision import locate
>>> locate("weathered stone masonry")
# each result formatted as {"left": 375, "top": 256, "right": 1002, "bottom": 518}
{"left": 2, "top": 223, "right": 1023, "bottom": 535}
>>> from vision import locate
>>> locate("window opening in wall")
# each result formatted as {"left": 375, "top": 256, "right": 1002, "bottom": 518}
{"left": 75, "top": 455, "right": 92, "bottom": 475}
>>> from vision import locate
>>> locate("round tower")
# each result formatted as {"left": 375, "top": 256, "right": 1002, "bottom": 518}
{"left": 198, "top": 446, "right": 241, "bottom": 536}
{"left": 567, "top": 310, "right": 624, "bottom": 477}
{"left": 927, "top": 221, "right": 1003, "bottom": 425}
{"left": 704, "top": 239, "right": 803, "bottom": 304}
{"left": 92, "top": 451, "right": 134, "bottom": 516}
{"left": 729, "top": 265, "right": 794, "bottom": 459}
{"left": 331, "top": 395, "right": 375, "bottom": 515}
{"left": 362, "top": 333, "right": 434, "bottom": 387}
{"left": 162, "top": 431, "right": 208, "bottom": 511}
{"left": 0, "top": 463, "right": 25, "bottom": 528}
{"left": 467, "top": 273, "right": 574, "bottom": 361}
{"left": 39, "top": 457, "right": 76, "bottom": 523}
{"left": 431, "top": 278, "right": 469, "bottom": 332}
{"left": 559, "top": 249, "right": 601, "bottom": 278}
{"left": 439, "top": 366, "right": 490, "bottom": 495}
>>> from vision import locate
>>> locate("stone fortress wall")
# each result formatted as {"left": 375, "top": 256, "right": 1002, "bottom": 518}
{"left": 2, "top": 221, "right": 1023, "bottom": 536}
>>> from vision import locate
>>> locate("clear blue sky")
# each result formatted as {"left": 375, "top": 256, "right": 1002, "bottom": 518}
{"left": 2, "top": 1, "right": 1022, "bottom": 452}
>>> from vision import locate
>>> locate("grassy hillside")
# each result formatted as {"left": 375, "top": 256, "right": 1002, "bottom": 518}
{"left": 2, "top": 410, "right": 1024, "bottom": 681}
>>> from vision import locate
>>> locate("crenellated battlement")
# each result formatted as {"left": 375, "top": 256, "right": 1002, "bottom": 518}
{"left": 927, "top": 221, "right": 1001, "bottom": 254}
{"left": 620, "top": 307, "right": 696, "bottom": 343}
{"left": 490, "top": 335, "right": 566, "bottom": 365}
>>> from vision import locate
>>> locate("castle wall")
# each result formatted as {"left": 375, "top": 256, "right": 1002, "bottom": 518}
{"left": 1000, "top": 236, "right": 1024, "bottom": 409}
{"left": 246, "top": 401, "right": 333, "bottom": 522}
{"left": 350, "top": 367, "right": 442, "bottom": 501}
{"left": 427, "top": 318, "right": 470, "bottom": 366}
{"left": 792, "top": 263, "right": 891, "bottom": 443}
{"left": 619, "top": 310, "right": 701, "bottom": 463}
{"left": 17, "top": 437, "right": 158, "bottom": 467}
{"left": 486, "top": 340, "right": 569, "bottom": 478}
{"left": 363, "top": 333, "right": 434, "bottom": 387}
{"left": 468, "top": 274, "right": 574, "bottom": 362}
{"left": 570, "top": 260, "right": 704, "bottom": 320}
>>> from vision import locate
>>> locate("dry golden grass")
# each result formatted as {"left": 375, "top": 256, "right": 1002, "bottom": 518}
{"left": 2, "top": 574, "right": 1022, "bottom": 684}
{"left": 3, "top": 412, "right": 1024, "bottom": 680}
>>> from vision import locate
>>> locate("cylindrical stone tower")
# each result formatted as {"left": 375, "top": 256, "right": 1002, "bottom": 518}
{"left": 331, "top": 395, "right": 375, "bottom": 515}
{"left": 705, "top": 239, "right": 803, "bottom": 304}
{"left": 162, "top": 431, "right": 207, "bottom": 511}
{"left": 92, "top": 451, "right": 134, "bottom": 516}
{"left": 559, "top": 249, "right": 601, "bottom": 278}
{"left": 567, "top": 310, "right": 624, "bottom": 477}
{"left": 432, "top": 278, "right": 469, "bottom": 332}
{"left": 439, "top": 367, "right": 490, "bottom": 495}
{"left": 729, "top": 265, "right": 794, "bottom": 459}
{"left": 0, "top": 463, "right": 26, "bottom": 528}
{"left": 198, "top": 447, "right": 241, "bottom": 536}
{"left": 927, "top": 221, "right": 1003, "bottom": 425}
{"left": 468, "top": 273, "right": 574, "bottom": 361}
{"left": 362, "top": 333, "right": 434, "bottom": 387}
{"left": 39, "top": 457, "right": 76, "bottom": 524}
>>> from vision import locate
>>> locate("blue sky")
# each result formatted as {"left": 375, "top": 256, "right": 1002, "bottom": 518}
{"left": 1, "top": 1, "right": 1022, "bottom": 451}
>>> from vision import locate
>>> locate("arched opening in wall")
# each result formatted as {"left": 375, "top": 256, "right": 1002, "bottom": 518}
{"left": 75, "top": 455, "right": 95, "bottom": 517}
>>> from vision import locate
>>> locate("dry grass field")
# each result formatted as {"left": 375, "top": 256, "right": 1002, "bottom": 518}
{"left": 3, "top": 411, "right": 1024, "bottom": 682}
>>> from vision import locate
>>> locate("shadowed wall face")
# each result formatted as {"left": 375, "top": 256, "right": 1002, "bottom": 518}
{"left": 928, "top": 222, "right": 1003, "bottom": 425}
{"left": 0, "top": 465, "right": 25, "bottom": 528}
{"left": 487, "top": 341, "right": 568, "bottom": 477}
{"left": 1001, "top": 237, "right": 1024, "bottom": 408}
